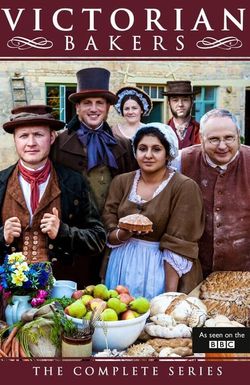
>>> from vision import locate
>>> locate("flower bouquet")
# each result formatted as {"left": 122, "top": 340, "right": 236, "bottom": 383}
{"left": 0, "top": 252, "right": 54, "bottom": 307}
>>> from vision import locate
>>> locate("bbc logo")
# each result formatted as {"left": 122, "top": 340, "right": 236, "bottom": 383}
{"left": 209, "top": 341, "right": 235, "bottom": 349}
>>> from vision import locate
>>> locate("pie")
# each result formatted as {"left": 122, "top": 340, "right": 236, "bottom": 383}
{"left": 118, "top": 213, "right": 153, "bottom": 232}
{"left": 199, "top": 271, "right": 250, "bottom": 325}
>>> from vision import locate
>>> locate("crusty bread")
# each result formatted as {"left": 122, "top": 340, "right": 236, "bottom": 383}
{"left": 118, "top": 213, "right": 153, "bottom": 232}
{"left": 199, "top": 271, "right": 250, "bottom": 324}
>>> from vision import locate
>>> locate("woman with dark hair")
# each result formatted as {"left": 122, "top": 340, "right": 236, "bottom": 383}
{"left": 102, "top": 123, "right": 205, "bottom": 299}
{"left": 112, "top": 86, "right": 152, "bottom": 139}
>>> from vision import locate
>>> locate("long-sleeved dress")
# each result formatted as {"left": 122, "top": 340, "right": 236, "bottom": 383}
{"left": 102, "top": 169, "right": 205, "bottom": 299}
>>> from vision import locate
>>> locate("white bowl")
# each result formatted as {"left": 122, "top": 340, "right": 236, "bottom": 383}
{"left": 66, "top": 310, "right": 150, "bottom": 352}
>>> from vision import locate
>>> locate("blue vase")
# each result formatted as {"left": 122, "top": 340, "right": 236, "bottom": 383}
{"left": 5, "top": 295, "right": 32, "bottom": 326}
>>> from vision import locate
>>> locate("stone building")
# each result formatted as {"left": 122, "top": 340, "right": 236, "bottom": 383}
{"left": 0, "top": 60, "right": 250, "bottom": 169}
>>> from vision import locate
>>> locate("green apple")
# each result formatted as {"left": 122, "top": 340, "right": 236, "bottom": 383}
{"left": 100, "top": 308, "right": 118, "bottom": 321}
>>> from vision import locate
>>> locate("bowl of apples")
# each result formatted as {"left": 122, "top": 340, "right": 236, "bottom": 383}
{"left": 65, "top": 284, "right": 150, "bottom": 352}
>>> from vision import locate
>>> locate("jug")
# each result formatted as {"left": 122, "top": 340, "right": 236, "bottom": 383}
{"left": 5, "top": 295, "right": 32, "bottom": 326}
{"left": 51, "top": 280, "right": 77, "bottom": 298}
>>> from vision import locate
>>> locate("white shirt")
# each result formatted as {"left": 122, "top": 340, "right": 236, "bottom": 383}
{"left": 18, "top": 161, "right": 51, "bottom": 223}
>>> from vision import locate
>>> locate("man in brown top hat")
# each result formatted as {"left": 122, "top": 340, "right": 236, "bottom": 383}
{"left": 163, "top": 81, "right": 200, "bottom": 149}
{"left": 0, "top": 105, "right": 106, "bottom": 288}
{"left": 51, "top": 67, "right": 136, "bottom": 283}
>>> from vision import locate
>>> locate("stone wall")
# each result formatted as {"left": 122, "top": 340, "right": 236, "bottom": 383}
{"left": 0, "top": 60, "right": 250, "bottom": 169}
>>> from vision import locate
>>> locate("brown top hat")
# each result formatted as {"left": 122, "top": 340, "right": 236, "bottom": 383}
{"left": 3, "top": 105, "right": 65, "bottom": 133}
{"left": 68, "top": 67, "right": 117, "bottom": 105}
{"left": 162, "top": 81, "right": 196, "bottom": 96}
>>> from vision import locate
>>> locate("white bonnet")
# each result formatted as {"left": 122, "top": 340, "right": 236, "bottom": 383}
{"left": 131, "top": 122, "right": 179, "bottom": 159}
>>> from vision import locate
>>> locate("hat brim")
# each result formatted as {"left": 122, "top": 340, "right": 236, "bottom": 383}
{"left": 162, "top": 91, "right": 198, "bottom": 96}
{"left": 69, "top": 90, "right": 117, "bottom": 105}
{"left": 3, "top": 118, "right": 65, "bottom": 133}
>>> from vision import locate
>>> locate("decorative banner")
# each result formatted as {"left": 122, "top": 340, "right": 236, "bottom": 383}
{"left": 0, "top": 0, "right": 249, "bottom": 59}
{"left": 0, "top": 358, "right": 250, "bottom": 385}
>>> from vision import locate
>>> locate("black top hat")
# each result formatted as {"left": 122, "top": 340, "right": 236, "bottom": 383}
{"left": 162, "top": 81, "right": 196, "bottom": 96}
{"left": 68, "top": 67, "right": 117, "bottom": 105}
{"left": 3, "top": 105, "right": 65, "bottom": 133}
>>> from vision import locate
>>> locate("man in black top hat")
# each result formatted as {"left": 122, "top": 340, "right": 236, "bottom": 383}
{"left": 0, "top": 105, "right": 106, "bottom": 289}
{"left": 51, "top": 67, "right": 136, "bottom": 283}
{"left": 163, "top": 81, "right": 200, "bottom": 149}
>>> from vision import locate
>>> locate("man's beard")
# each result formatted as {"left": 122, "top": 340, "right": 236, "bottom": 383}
{"left": 170, "top": 106, "right": 192, "bottom": 119}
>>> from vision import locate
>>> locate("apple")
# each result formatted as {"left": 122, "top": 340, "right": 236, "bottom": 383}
{"left": 115, "top": 285, "right": 130, "bottom": 295}
{"left": 89, "top": 298, "right": 107, "bottom": 311}
{"left": 71, "top": 289, "right": 84, "bottom": 300}
{"left": 119, "top": 293, "right": 134, "bottom": 305}
{"left": 120, "top": 310, "right": 138, "bottom": 320}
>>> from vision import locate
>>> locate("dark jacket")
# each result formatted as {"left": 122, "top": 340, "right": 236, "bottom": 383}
{"left": 51, "top": 117, "right": 137, "bottom": 178}
{"left": 0, "top": 162, "right": 106, "bottom": 287}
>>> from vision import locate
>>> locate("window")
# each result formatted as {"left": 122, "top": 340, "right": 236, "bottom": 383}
{"left": 137, "top": 84, "right": 165, "bottom": 123}
{"left": 192, "top": 86, "right": 217, "bottom": 122}
{"left": 46, "top": 84, "right": 76, "bottom": 122}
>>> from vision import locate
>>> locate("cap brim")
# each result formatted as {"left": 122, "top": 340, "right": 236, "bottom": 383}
{"left": 69, "top": 90, "right": 117, "bottom": 105}
{"left": 3, "top": 118, "right": 65, "bottom": 133}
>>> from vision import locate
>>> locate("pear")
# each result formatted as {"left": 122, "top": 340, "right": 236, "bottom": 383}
{"left": 81, "top": 294, "right": 93, "bottom": 307}
{"left": 83, "top": 311, "right": 93, "bottom": 320}
{"left": 107, "top": 297, "right": 127, "bottom": 314}
{"left": 93, "top": 284, "right": 110, "bottom": 300}
{"left": 84, "top": 285, "right": 95, "bottom": 295}
{"left": 65, "top": 299, "right": 87, "bottom": 318}
{"left": 108, "top": 289, "right": 119, "bottom": 298}
{"left": 129, "top": 297, "right": 150, "bottom": 314}
{"left": 100, "top": 308, "right": 118, "bottom": 322}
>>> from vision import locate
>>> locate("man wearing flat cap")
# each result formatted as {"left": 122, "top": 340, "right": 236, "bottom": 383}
{"left": 163, "top": 81, "right": 200, "bottom": 149}
{"left": 0, "top": 105, "right": 106, "bottom": 287}
{"left": 51, "top": 67, "right": 136, "bottom": 283}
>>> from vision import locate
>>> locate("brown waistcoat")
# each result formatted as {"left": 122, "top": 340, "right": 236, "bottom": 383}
{"left": 2, "top": 165, "right": 61, "bottom": 263}
{"left": 181, "top": 145, "right": 250, "bottom": 277}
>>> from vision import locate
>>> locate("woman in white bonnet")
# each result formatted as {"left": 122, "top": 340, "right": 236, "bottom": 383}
{"left": 112, "top": 86, "right": 152, "bottom": 139}
{"left": 102, "top": 123, "right": 205, "bottom": 299}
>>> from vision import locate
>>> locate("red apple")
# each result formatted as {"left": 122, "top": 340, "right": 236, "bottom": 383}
{"left": 118, "top": 293, "right": 134, "bottom": 305}
{"left": 89, "top": 298, "right": 107, "bottom": 311}
{"left": 120, "top": 310, "right": 138, "bottom": 320}
{"left": 115, "top": 285, "right": 130, "bottom": 295}
{"left": 71, "top": 290, "right": 84, "bottom": 300}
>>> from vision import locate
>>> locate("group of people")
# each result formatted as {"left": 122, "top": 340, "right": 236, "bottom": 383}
{"left": 0, "top": 66, "right": 249, "bottom": 305}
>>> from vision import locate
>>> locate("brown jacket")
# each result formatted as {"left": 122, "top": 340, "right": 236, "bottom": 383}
{"left": 181, "top": 145, "right": 250, "bottom": 277}
{"left": 102, "top": 171, "right": 205, "bottom": 293}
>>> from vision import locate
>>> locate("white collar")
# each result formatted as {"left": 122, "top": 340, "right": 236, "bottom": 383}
{"left": 205, "top": 151, "right": 239, "bottom": 170}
